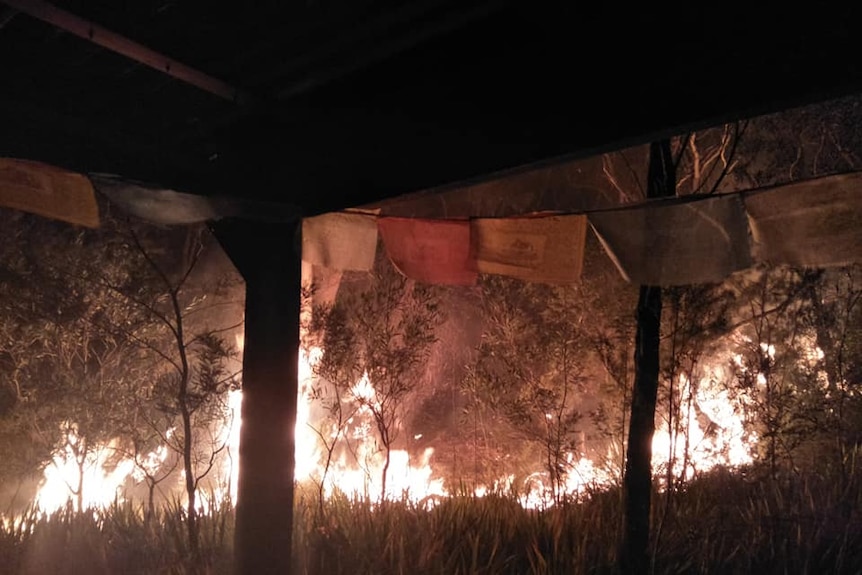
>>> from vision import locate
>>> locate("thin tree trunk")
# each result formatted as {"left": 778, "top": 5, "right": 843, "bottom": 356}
{"left": 682, "top": 375, "right": 694, "bottom": 480}
{"left": 169, "top": 281, "right": 201, "bottom": 568}
{"left": 379, "top": 421, "right": 391, "bottom": 501}
{"left": 147, "top": 479, "right": 156, "bottom": 523}
{"left": 181, "top": 394, "right": 200, "bottom": 565}
{"left": 619, "top": 139, "right": 675, "bottom": 574}
{"left": 620, "top": 284, "right": 663, "bottom": 574}
{"left": 76, "top": 449, "right": 85, "bottom": 512}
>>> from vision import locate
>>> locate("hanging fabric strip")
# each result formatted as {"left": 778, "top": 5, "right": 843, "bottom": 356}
{"left": 588, "top": 194, "right": 752, "bottom": 285}
{"left": 743, "top": 173, "right": 862, "bottom": 267}
{"left": 0, "top": 158, "right": 99, "bottom": 227}
{"left": 302, "top": 211, "right": 378, "bottom": 271}
{"left": 378, "top": 217, "right": 477, "bottom": 285}
{"left": 472, "top": 214, "right": 588, "bottom": 283}
{"left": 91, "top": 173, "right": 220, "bottom": 225}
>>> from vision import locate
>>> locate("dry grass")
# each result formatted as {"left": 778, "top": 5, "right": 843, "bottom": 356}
{"left": 1, "top": 465, "right": 860, "bottom": 574}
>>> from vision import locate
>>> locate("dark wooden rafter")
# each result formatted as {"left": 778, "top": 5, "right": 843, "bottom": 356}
{"left": 266, "top": 0, "right": 506, "bottom": 99}
{"left": 1, "top": 0, "right": 506, "bottom": 113}
{"left": 2, "top": 0, "right": 256, "bottom": 105}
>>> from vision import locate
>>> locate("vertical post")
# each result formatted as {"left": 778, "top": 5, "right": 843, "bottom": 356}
{"left": 619, "top": 140, "right": 675, "bottom": 574}
{"left": 212, "top": 217, "right": 302, "bottom": 575}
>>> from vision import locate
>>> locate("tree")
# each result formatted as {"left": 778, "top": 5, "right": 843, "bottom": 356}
{"left": 618, "top": 139, "right": 676, "bottom": 573}
{"left": 304, "top": 292, "right": 361, "bottom": 512}
{"left": 732, "top": 94, "right": 862, "bottom": 189}
{"left": 0, "top": 209, "right": 152, "bottom": 509}
{"left": 803, "top": 265, "right": 862, "bottom": 487}
{"left": 721, "top": 265, "right": 862, "bottom": 482}
{"left": 112, "top": 223, "right": 241, "bottom": 566}
{"left": 122, "top": 411, "right": 179, "bottom": 522}
{"left": 462, "top": 276, "right": 595, "bottom": 504}
{"left": 581, "top": 239, "right": 639, "bottom": 487}
{"left": 0, "top": 207, "right": 243, "bottom": 570}
{"left": 613, "top": 118, "right": 751, "bottom": 572}
{"left": 656, "top": 284, "right": 734, "bottom": 488}
{"left": 41, "top": 324, "right": 135, "bottom": 512}
{"left": 310, "top": 256, "right": 441, "bottom": 501}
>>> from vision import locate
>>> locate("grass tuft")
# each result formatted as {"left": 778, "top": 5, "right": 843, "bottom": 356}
{"left": 1, "top": 466, "right": 860, "bottom": 574}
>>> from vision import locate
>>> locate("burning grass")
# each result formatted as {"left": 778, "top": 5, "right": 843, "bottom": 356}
{"left": 2, "top": 463, "right": 860, "bottom": 574}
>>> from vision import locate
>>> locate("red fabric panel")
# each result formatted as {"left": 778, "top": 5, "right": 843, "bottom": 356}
{"left": 378, "top": 217, "right": 477, "bottom": 285}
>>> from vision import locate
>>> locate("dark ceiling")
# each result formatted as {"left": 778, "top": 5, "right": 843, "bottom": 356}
{"left": 2, "top": 1, "right": 861, "bottom": 216}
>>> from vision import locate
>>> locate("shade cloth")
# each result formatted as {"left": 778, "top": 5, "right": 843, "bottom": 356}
{"left": 589, "top": 194, "right": 752, "bottom": 285}
{"left": 91, "top": 174, "right": 219, "bottom": 225}
{"left": 744, "top": 173, "right": 862, "bottom": 267}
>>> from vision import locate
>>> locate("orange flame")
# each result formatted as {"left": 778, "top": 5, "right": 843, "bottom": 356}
{"left": 32, "top": 328, "right": 784, "bottom": 512}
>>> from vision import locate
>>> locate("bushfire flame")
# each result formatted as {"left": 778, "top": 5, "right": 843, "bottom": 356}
{"left": 31, "top": 335, "right": 769, "bottom": 513}
{"left": 35, "top": 427, "right": 137, "bottom": 513}
{"left": 651, "top": 369, "right": 755, "bottom": 484}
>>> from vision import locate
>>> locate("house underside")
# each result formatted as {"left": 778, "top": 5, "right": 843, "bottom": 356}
{"left": 2, "top": 2, "right": 861, "bottom": 572}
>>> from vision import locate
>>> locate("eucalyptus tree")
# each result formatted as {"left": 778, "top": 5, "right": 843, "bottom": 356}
{"left": 462, "top": 276, "right": 594, "bottom": 503}
{"left": 310, "top": 256, "right": 442, "bottom": 502}
{"left": 0, "top": 207, "right": 243, "bottom": 569}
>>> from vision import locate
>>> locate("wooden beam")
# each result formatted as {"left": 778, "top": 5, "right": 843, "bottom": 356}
{"left": 3, "top": 0, "right": 255, "bottom": 106}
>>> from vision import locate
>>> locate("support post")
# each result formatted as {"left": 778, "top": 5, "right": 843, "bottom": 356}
{"left": 619, "top": 140, "right": 675, "bottom": 574}
{"left": 211, "top": 217, "right": 302, "bottom": 575}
